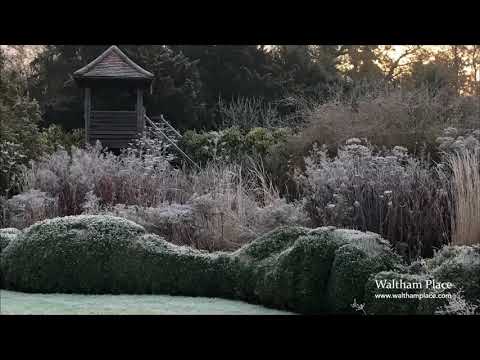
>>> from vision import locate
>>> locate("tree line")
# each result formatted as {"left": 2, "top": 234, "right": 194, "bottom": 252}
{"left": 4, "top": 45, "right": 478, "bottom": 133}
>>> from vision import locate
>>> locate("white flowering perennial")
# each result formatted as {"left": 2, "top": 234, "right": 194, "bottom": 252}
{"left": 295, "top": 141, "right": 451, "bottom": 260}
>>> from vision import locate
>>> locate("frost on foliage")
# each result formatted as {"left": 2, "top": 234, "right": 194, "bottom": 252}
{"left": 82, "top": 190, "right": 102, "bottom": 214}
{"left": 332, "top": 228, "right": 394, "bottom": 258}
{"left": 12, "top": 141, "right": 308, "bottom": 252}
{"left": 345, "top": 138, "right": 362, "bottom": 145}
{"left": 6, "top": 189, "right": 57, "bottom": 229}
{"left": 252, "top": 198, "right": 309, "bottom": 235}
{"left": 1, "top": 214, "right": 237, "bottom": 298}
{"left": 107, "top": 203, "right": 194, "bottom": 234}
{"left": 2, "top": 217, "right": 399, "bottom": 314}
{"left": 351, "top": 299, "right": 367, "bottom": 315}
{"left": 437, "top": 127, "right": 480, "bottom": 153}
{"left": 425, "top": 245, "right": 480, "bottom": 303}
{"left": 435, "top": 291, "right": 479, "bottom": 315}
{"left": 3, "top": 214, "right": 460, "bottom": 315}
{"left": 295, "top": 140, "right": 450, "bottom": 259}
{"left": 392, "top": 146, "right": 408, "bottom": 158}
{"left": 18, "top": 143, "right": 178, "bottom": 217}
{"left": 0, "top": 227, "right": 21, "bottom": 250}
{"left": 427, "top": 245, "right": 480, "bottom": 269}
{"left": 234, "top": 225, "right": 400, "bottom": 313}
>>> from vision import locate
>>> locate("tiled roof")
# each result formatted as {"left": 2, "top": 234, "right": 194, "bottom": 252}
{"left": 73, "top": 45, "right": 154, "bottom": 80}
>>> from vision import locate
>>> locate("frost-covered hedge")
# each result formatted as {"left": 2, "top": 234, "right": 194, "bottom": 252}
{"left": 0, "top": 215, "right": 400, "bottom": 313}
{"left": 0, "top": 216, "right": 234, "bottom": 297}
{"left": 0, "top": 227, "right": 22, "bottom": 287}
{"left": 426, "top": 245, "right": 480, "bottom": 303}
{"left": 229, "top": 227, "right": 402, "bottom": 313}
{"left": 364, "top": 245, "right": 480, "bottom": 314}
{"left": 1, "top": 215, "right": 478, "bottom": 314}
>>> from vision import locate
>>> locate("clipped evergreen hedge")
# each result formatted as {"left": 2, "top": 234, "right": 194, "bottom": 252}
{"left": 0, "top": 216, "right": 235, "bottom": 298}
{"left": 363, "top": 246, "right": 480, "bottom": 314}
{"left": 0, "top": 228, "right": 22, "bottom": 288}
{"left": 1, "top": 217, "right": 400, "bottom": 313}
{"left": 230, "top": 227, "right": 401, "bottom": 313}
{"left": 1, "top": 215, "right": 478, "bottom": 314}
{"left": 426, "top": 245, "right": 480, "bottom": 303}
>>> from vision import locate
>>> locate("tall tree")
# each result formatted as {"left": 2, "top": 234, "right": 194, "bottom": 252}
{"left": 463, "top": 45, "right": 480, "bottom": 96}
{"left": 338, "top": 45, "right": 385, "bottom": 84}
{"left": 0, "top": 47, "right": 42, "bottom": 193}
{"left": 173, "top": 45, "right": 276, "bottom": 97}
{"left": 270, "top": 45, "right": 341, "bottom": 97}
{"left": 401, "top": 46, "right": 477, "bottom": 96}
{"left": 170, "top": 45, "right": 283, "bottom": 129}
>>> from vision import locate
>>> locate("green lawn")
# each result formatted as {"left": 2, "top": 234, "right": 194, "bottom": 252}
{"left": 0, "top": 290, "right": 294, "bottom": 315}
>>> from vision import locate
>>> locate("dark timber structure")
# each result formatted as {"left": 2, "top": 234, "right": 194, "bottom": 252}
{"left": 73, "top": 45, "right": 154, "bottom": 150}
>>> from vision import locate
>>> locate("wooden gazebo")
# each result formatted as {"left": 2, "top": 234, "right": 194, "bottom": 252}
{"left": 73, "top": 45, "right": 154, "bottom": 149}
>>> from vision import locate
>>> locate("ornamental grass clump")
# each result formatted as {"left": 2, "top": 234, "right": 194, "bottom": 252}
{"left": 447, "top": 148, "right": 480, "bottom": 247}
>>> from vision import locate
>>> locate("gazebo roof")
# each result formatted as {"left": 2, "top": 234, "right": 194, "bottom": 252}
{"left": 73, "top": 45, "right": 154, "bottom": 82}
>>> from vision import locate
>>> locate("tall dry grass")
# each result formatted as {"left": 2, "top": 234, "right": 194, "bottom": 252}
{"left": 9, "top": 143, "right": 308, "bottom": 251}
{"left": 448, "top": 148, "right": 480, "bottom": 246}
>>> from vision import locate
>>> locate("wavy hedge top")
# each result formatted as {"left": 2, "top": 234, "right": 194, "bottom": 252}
{"left": 1, "top": 215, "right": 478, "bottom": 314}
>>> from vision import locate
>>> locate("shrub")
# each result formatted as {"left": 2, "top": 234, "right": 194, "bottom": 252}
{"left": 179, "top": 130, "right": 217, "bottom": 165}
{"left": 1, "top": 216, "right": 401, "bottom": 314}
{"left": 436, "top": 127, "right": 480, "bottom": 153}
{"left": 0, "top": 215, "right": 234, "bottom": 297}
{"left": 38, "top": 125, "right": 84, "bottom": 155}
{"left": 106, "top": 203, "right": 197, "bottom": 248}
{"left": 14, "top": 144, "right": 306, "bottom": 252}
{"left": 185, "top": 162, "right": 309, "bottom": 251}
{"left": 232, "top": 226, "right": 401, "bottom": 313}
{"left": 325, "top": 230, "right": 403, "bottom": 312}
{"left": 101, "top": 184, "right": 308, "bottom": 253}
{"left": 0, "top": 141, "right": 27, "bottom": 196}
{"left": 179, "top": 127, "right": 289, "bottom": 165}
{"left": 245, "top": 127, "right": 288, "bottom": 155}
{"left": 103, "top": 161, "right": 264, "bottom": 251}
{"left": 364, "top": 244, "right": 480, "bottom": 314}
{"left": 218, "top": 96, "right": 285, "bottom": 130}
{"left": 252, "top": 198, "right": 309, "bottom": 235}
{"left": 295, "top": 140, "right": 451, "bottom": 259}
{"left": 0, "top": 227, "right": 21, "bottom": 251}
{"left": 426, "top": 245, "right": 480, "bottom": 303}
{"left": 435, "top": 291, "right": 479, "bottom": 315}
{"left": 4, "top": 189, "right": 58, "bottom": 229}
{"left": 294, "top": 87, "right": 480, "bottom": 158}
{"left": 19, "top": 143, "right": 182, "bottom": 216}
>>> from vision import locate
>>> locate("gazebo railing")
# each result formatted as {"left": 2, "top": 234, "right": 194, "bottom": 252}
{"left": 89, "top": 111, "right": 138, "bottom": 149}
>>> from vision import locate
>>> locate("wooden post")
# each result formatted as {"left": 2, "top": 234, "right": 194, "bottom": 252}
{"left": 84, "top": 87, "right": 91, "bottom": 145}
{"left": 136, "top": 87, "right": 144, "bottom": 135}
